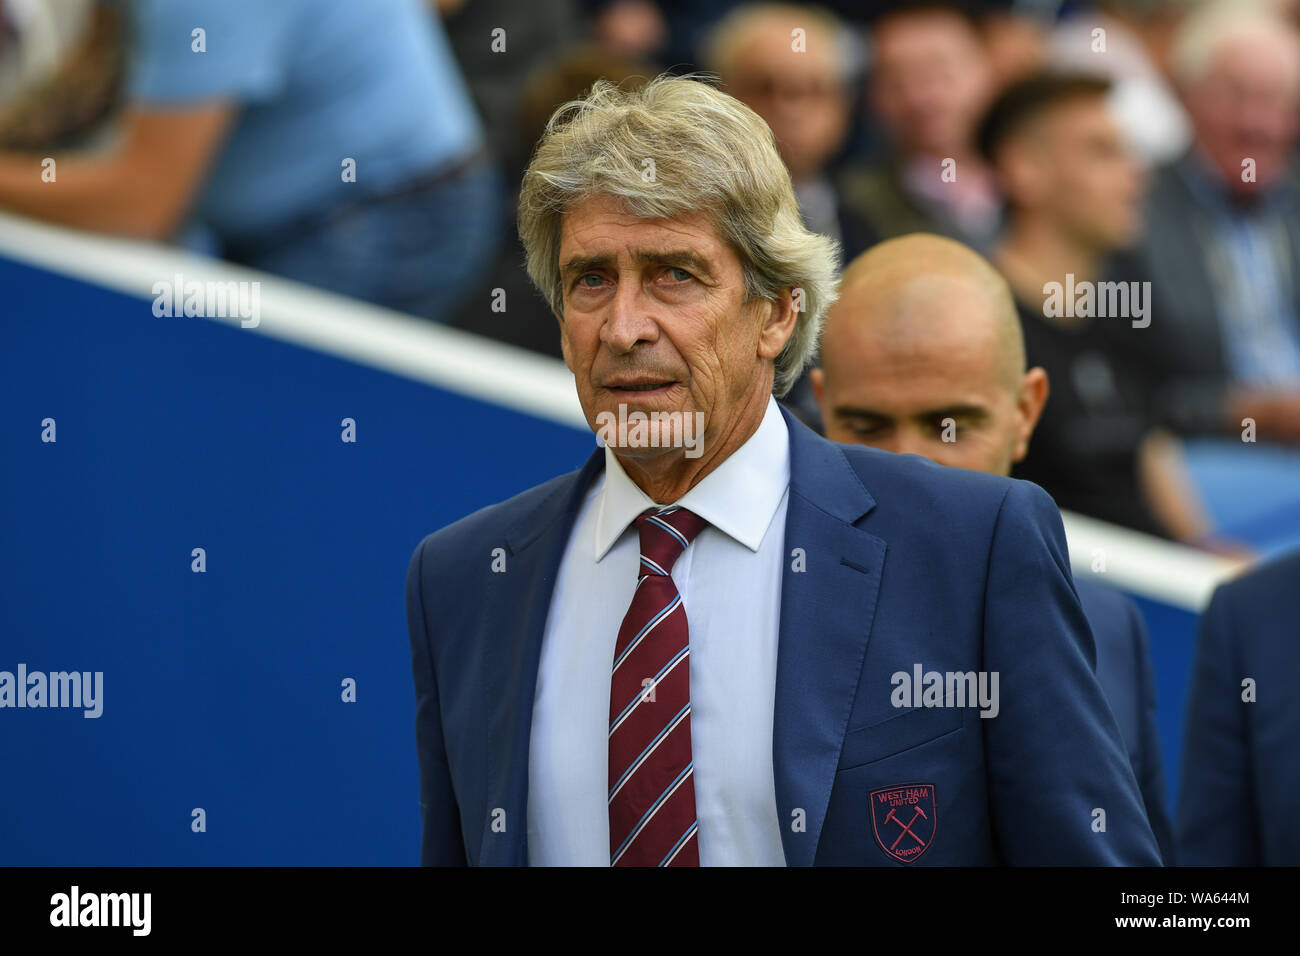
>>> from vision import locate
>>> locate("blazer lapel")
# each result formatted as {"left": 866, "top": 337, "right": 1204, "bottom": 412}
{"left": 773, "top": 407, "right": 887, "bottom": 866}
{"left": 475, "top": 448, "right": 605, "bottom": 866}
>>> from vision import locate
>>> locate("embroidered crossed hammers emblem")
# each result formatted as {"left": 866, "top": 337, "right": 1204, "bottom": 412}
{"left": 884, "top": 804, "right": 929, "bottom": 852}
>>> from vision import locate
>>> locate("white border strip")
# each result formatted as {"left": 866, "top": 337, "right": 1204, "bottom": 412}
{"left": 1, "top": 213, "right": 1239, "bottom": 611}
{"left": 1061, "top": 510, "right": 1240, "bottom": 611}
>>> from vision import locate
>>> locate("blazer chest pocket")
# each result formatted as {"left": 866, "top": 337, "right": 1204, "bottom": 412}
{"left": 837, "top": 706, "right": 965, "bottom": 770}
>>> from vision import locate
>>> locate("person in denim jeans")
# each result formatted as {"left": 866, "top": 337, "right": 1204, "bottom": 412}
{"left": 232, "top": 152, "right": 505, "bottom": 322}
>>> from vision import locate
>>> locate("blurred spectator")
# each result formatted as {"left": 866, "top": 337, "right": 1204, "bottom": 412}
{"left": 450, "top": 47, "right": 651, "bottom": 358}
{"left": 0, "top": 0, "right": 120, "bottom": 149}
{"left": 1127, "top": 0, "right": 1300, "bottom": 443}
{"left": 978, "top": 4, "right": 1050, "bottom": 90}
{"left": 701, "top": 3, "right": 870, "bottom": 260}
{"left": 587, "top": 0, "right": 671, "bottom": 63}
{"left": 839, "top": 2, "right": 1001, "bottom": 253}
{"left": 981, "top": 72, "right": 1228, "bottom": 546}
{"left": 581, "top": 0, "right": 953, "bottom": 73}
{"left": 583, "top": 0, "right": 769, "bottom": 71}
{"left": 440, "top": 0, "right": 580, "bottom": 179}
{"left": 811, "top": 233, "right": 1175, "bottom": 861}
{"left": 1050, "top": 0, "right": 1194, "bottom": 165}
{"left": 0, "top": 0, "right": 503, "bottom": 322}
{"left": 513, "top": 48, "right": 651, "bottom": 177}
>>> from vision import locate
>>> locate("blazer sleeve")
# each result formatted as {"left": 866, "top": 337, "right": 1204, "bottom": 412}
{"left": 1176, "top": 584, "right": 1259, "bottom": 865}
{"left": 981, "top": 480, "right": 1163, "bottom": 865}
{"left": 1128, "top": 601, "right": 1175, "bottom": 864}
{"left": 406, "top": 536, "right": 469, "bottom": 865}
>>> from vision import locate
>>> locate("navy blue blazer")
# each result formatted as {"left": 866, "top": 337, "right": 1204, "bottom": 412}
{"left": 1078, "top": 581, "right": 1174, "bottom": 863}
{"left": 405, "top": 406, "right": 1162, "bottom": 865}
{"left": 1178, "top": 551, "right": 1300, "bottom": 865}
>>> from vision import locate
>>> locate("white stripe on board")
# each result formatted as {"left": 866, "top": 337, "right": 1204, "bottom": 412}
{"left": 0, "top": 212, "right": 587, "bottom": 429}
{"left": 1061, "top": 510, "right": 1242, "bottom": 612}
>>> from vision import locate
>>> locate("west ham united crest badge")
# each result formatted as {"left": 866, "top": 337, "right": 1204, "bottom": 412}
{"left": 870, "top": 783, "right": 937, "bottom": 863}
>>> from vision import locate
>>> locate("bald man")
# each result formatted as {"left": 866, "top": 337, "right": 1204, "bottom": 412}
{"left": 813, "top": 233, "right": 1174, "bottom": 862}
{"left": 814, "top": 233, "right": 1042, "bottom": 474}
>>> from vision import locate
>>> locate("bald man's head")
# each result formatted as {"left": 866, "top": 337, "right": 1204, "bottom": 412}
{"left": 812, "top": 234, "right": 1049, "bottom": 476}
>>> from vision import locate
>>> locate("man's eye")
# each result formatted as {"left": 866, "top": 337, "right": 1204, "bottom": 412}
{"left": 578, "top": 274, "right": 605, "bottom": 288}
{"left": 667, "top": 267, "right": 693, "bottom": 282}
{"left": 849, "top": 423, "right": 886, "bottom": 438}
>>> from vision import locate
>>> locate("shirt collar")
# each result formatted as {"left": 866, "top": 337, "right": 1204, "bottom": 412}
{"left": 593, "top": 395, "right": 790, "bottom": 561}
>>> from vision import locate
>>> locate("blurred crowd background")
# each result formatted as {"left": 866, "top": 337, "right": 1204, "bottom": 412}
{"left": 2, "top": 0, "right": 1299, "bottom": 555}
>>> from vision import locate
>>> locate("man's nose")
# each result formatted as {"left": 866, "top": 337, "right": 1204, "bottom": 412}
{"left": 602, "top": 279, "right": 658, "bottom": 352}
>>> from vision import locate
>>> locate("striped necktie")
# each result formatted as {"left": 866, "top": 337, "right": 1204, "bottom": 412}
{"left": 608, "top": 505, "right": 708, "bottom": 867}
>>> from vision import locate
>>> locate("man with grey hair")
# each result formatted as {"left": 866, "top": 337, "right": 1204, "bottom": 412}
{"left": 405, "top": 74, "right": 1162, "bottom": 867}
{"left": 1127, "top": 0, "right": 1300, "bottom": 442}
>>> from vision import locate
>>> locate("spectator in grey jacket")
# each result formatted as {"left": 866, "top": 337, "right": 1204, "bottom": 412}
{"left": 1127, "top": 0, "right": 1300, "bottom": 443}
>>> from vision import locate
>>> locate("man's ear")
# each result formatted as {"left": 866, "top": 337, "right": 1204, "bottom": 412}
{"left": 1012, "top": 366, "right": 1049, "bottom": 463}
{"left": 757, "top": 288, "right": 799, "bottom": 361}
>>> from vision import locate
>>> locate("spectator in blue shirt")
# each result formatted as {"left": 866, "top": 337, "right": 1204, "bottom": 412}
{"left": 0, "top": 0, "right": 503, "bottom": 321}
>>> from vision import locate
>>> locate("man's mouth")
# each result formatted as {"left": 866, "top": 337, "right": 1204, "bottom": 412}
{"left": 605, "top": 380, "right": 677, "bottom": 394}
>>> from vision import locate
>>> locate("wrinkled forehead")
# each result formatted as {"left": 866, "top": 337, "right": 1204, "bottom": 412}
{"left": 824, "top": 344, "right": 1009, "bottom": 426}
{"left": 557, "top": 195, "right": 738, "bottom": 271}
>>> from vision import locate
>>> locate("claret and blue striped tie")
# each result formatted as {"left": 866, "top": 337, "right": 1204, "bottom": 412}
{"left": 608, "top": 505, "right": 708, "bottom": 867}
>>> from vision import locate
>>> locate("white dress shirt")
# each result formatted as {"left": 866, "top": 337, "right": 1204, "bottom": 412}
{"left": 527, "top": 396, "right": 790, "bottom": 865}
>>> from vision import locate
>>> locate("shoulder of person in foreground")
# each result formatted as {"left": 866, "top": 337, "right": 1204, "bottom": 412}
{"left": 980, "top": 479, "right": 1162, "bottom": 863}
{"left": 831, "top": 440, "right": 1022, "bottom": 538}
{"left": 1076, "top": 579, "right": 1175, "bottom": 864}
{"left": 407, "top": 463, "right": 589, "bottom": 589}
{"left": 1178, "top": 550, "right": 1300, "bottom": 866}
{"left": 403, "top": 464, "right": 589, "bottom": 866}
